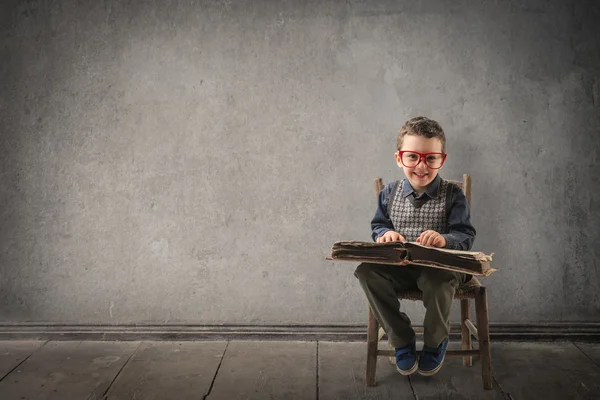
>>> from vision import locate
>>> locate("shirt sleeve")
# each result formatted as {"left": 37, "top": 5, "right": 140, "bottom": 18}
{"left": 441, "top": 187, "right": 476, "bottom": 250}
{"left": 370, "top": 182, "right": 396, "bottom": 241}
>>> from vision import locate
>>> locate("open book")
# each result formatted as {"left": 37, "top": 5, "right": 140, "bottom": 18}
{"left": 328, "top": 241, "right": 497, "bottom": 276}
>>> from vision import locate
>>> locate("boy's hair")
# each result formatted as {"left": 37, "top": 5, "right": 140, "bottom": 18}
{"left": 397, "top": 116, "right": 446, "bottom": 153}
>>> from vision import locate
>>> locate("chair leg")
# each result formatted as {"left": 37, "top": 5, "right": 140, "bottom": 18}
{"left": 475, "top": 287, "right": 493, "bottom": 390}
{"left": 366, "top": 306, "right": 379, "bottom": 387}
{"left": 460, "top": 299, "right": 472, "bottom": 366}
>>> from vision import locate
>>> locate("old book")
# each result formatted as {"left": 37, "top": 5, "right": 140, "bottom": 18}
{"left": 328, "top": 241, "right": 497, "bottom": 276}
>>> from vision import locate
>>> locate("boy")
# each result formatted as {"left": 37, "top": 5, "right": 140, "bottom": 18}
{"left": 354, "top": 116, "right": 476, "bottom": 376}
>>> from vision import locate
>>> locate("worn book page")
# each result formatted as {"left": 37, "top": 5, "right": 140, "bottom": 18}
{"left": 328, "top": 240, "right": 497, "bottom": 276}
{"left": 333, "top": 240, "right": 493, "bottom": 260}
{"left": 404, "top": 242, "right": 494, "bottom": 262}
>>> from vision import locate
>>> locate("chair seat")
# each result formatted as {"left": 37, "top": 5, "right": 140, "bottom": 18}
{"left": 397, "top": 277, "right": 482, "bottom": 301}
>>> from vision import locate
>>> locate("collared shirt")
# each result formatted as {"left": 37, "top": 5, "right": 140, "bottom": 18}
{"left": 370, "top": 175, "right": 476, "bottom": 250}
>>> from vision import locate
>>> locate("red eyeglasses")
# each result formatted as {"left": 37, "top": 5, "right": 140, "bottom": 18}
{"left": 397, "top": 151, "right": 447, "bottom": 169}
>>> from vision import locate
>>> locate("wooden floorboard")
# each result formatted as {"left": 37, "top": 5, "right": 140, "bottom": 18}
{"left": 318, "top": 341, "right": 415, "bottom": 399}
{"left": 0, "top": 340, "right": 138, "bottom": 400}
{"left": 0, "top": 340, "right": 599, "bottom": 399}
{"left": 573, "top": 342, "right": 600, "bottom": 368}
{"left": 409, "top": 342, "right": 505, "bottom": 399}
{"left": 0, "top": 341, "right": 46, "bottom": 380}
{"left": 104, "top": 341, "right": 227, "bottom": 400}
{"left": 492, "top": 341, "right": 600, "bottom": 399}
{"left": 208, "top": 340, "right": 316, "bottom": 400}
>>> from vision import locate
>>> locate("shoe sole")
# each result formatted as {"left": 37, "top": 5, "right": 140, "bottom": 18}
{"left": 417, "top": 353, "right": 446, "bottom": 376}
{"left": 396, "top": 359, "right": 418, "bottom": 376}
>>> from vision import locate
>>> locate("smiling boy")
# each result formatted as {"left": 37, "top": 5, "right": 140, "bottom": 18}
{"left": 354, "top": 117, "right": 476, "bottom": 376}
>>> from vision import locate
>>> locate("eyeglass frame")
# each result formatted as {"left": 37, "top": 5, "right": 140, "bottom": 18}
{"left": 396, "top": 150, "right": 447, "bottom": 169}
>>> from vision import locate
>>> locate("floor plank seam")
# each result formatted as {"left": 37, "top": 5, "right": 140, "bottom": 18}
{"left": 39, "top": 340, "right": 80, "bottom": 400}
{"left": 492, "top": 372, "right": 513, "bottom": 400}
{"left": 572, "top": 341, "right": 600, "bottom": 369}
{"left": 0, "top": 340, "right": 49, "bottom": 383}
{"left": 31, "top": 341, "right": 83, "bottom": 400}
{"left": 203, "top": 340, "right": 229, "bottom": 400}
{"left": 407, "top": 375, "right": 418, "bottom": 399}
{"left": 316, "top": 341, "right": 320, "bottom": 400}
{"left": 99, "top": 340, "right": 143, "bottom": 400}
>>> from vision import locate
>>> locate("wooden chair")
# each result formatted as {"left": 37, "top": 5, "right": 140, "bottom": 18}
{"left": 365, "top": 174, "right": 493, "bottom": 390}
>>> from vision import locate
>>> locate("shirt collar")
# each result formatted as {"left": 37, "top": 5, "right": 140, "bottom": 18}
{"left": 401, "top": 174, "right": 442, "bottom": 199}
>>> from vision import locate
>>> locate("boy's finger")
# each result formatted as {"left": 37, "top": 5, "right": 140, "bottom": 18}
{"left": 431, "top": 233, "right": 438, "bottom": 246}
{"left": 430, "top": 233, "right": 437, "bottom": 245}
{"left": 428, "top": 231, "right": 436, "bottom": 245}
{"left": 426, "top": 233, "right": 435, "bottom": 246}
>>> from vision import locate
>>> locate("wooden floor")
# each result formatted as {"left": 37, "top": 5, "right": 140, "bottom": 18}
{"left": 0, "top": 340, "right": 599, "bottom": 399}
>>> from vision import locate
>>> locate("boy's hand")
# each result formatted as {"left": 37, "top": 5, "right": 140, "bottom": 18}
{"left": 416, "top": 230, "right": 447, "bottom": 248}
{"left": 376, "top": 231, "right": 406, "bottom": 243}
{"left": 377, "top": 231, "right": 409, "bottom": 266}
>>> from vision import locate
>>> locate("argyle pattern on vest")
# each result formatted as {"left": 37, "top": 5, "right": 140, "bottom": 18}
{"left": 389, "top": 179, "right": 450, "bottom": 242}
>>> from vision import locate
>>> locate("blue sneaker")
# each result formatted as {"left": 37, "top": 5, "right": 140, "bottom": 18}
{"left": 395, "top": 337, "right": 418, "bottom": 375}
{"left": 418, "top": 338, "right": 449, "bottom": 376}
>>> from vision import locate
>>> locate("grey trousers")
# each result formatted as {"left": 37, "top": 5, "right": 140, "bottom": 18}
{"left": 354, "top": 262, "right": 469, "bottom": 349}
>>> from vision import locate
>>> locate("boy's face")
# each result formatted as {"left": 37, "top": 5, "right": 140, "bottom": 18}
{"left": 395, "top": 135, "right": 445, "bottom": 193}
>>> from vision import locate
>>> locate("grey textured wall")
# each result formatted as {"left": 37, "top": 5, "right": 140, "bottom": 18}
{"left": 1, "top": 0, "right": 598, "bottom": 325}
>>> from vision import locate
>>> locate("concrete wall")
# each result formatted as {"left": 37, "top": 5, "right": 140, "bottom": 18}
{"left": 1, "top": 0, "right": 598, "bottom": 325}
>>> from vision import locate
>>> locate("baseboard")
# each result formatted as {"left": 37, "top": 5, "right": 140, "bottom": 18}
{"left": 0, "top": 323, "right": 599, "bottom": 341}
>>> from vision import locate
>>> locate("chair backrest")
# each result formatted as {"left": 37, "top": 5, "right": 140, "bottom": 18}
{"left": 374, "top": 174, "right": 472, "bottom": 208}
